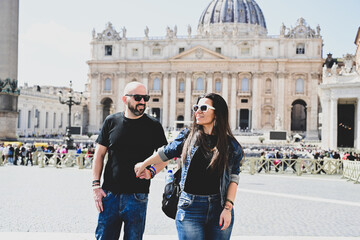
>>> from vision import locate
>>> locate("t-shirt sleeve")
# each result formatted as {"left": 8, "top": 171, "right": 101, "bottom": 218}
{"left": 96, "top": 118, "right": 110, "bottom": 147}
{"left": 154, "top": 121, "right": 168, "bottom": 150}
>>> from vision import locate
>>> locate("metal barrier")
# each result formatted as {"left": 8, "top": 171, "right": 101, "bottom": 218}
{"left": 241, "top": 157, "right": 343, "bottom": 176}
{"left": 35, "top": 152, "right": 95, "bottom": 169}
{"left": 342, "top": 160, "right": 360, "bottom": 184}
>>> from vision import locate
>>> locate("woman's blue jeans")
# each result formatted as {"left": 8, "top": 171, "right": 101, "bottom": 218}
{"left": 175, "top": 191, "right": 234, "bottom": 240}
{"left": 95, "top": 191, "right": 148, "bottom": 240}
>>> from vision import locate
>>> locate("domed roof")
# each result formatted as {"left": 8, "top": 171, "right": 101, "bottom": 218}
{"left": 199, "top": 0, "right": 267, "bottom": 29}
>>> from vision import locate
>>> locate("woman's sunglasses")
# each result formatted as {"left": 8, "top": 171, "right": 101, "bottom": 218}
{"left": 125, "top": 94, "right": 150, "bottom": 102}
{"left": 192, "top": 104, "right": 215, "bottom": 112}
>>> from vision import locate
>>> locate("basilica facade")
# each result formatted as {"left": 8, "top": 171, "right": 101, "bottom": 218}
{"left": 87, "top": 0, "right": 323, "bottom": 139}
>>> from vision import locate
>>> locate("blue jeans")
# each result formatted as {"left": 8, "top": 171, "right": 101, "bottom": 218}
{"left": 175, "top": 192, "right": 234, "bottom": 240}
{"left": 95, "top": 191, "right": 148, "bottom": 240}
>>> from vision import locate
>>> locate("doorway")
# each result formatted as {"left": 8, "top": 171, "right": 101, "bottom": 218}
{"left": 337, "top": 104, "right": 355, "bottom": 148}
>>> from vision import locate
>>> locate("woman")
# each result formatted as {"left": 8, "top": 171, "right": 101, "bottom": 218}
{"left": 135, "top": 93, "right": 244, "bottom": 240}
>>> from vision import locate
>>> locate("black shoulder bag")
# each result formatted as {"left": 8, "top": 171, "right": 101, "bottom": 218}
{"left": 161, "top": 167, "right": 182, "bottom": 219}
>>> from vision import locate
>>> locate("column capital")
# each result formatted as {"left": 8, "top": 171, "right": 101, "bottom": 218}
{"left": 170, "top": 72, "right": 177, "bottom": 78}
{"left": 206, "top": 72, "right": 213, "bottom": 78}
{"left": 231, "top": 72, "right": 238, "bottom": 78}
{"left": 252, "top": 72, "right": 263, "bottom": 78}
{"left": 116, "top": 72, "right": 126, "bottom": 78}
{"left": 222, "top": 71, "right": 229, "bottom": 77}
{"left": 185, "top": 72, "right": 192, "bottom": 78}
{"left": 275, "top": 71, "right": 289, "bottom": 78}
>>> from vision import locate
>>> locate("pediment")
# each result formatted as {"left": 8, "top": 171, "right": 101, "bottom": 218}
{"left": 170, "top": 46, "right": 229, "bottom": 61}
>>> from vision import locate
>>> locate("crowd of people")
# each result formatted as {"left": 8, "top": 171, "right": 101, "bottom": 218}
{"left": 253, "top": 147, "right": 360, "bottom": 174}
{"left": 0, "top": 143, "right": 95, "bottom": 167}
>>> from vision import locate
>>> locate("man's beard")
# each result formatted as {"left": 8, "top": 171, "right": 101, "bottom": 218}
{"left": 128, "top": 103, "right": 146, "bottom": 116}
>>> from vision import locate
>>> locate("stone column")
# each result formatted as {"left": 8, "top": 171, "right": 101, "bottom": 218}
{"left": 142, "top": 72, "right": 149, "bottom": 92}
{"left": 184, "top": 72, "right": 192, "bottom": 122}
{"left": 251, "top": 72, "right": 261, "bottom": 131}
{"left": 329, "top": 96, "right": 338, "bottom": 149}
{"left": 307, "top": 73, "right": 320, "bottom": 139}
{"left": 320, "top": 95, "right": 330, "bottom": 150}
{"left": 162, "top": 73, "right": 169, "bottom": 128}
{"left": 0, "top": 0, "right": 19, "bottom": 140}
{"left": 169, "top": 72, "right": 177, "bottom": 129}
{"left": 206, "top": 72, "right": 213, "bottom": 93}
{"left": 230, "top": 73, "right": 237, "bottom": 130}
{"left": 356, "top": 98, "right": 360, "bottom": 150}
{"left": 222, "top": 72, "right": 229, "bottom": 103}
{"left": 89, "top": 72, "right": 99, "bottom": 132}
{"left": 275, "top": 72, "right": 286, "bottom": 130}
{"left": 117, "top": 72, "right": 125, "bottom": 112}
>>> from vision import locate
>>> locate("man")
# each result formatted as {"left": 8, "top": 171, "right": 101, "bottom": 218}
{"left": 92, "top": 82, "right": 168, "bottom": 240}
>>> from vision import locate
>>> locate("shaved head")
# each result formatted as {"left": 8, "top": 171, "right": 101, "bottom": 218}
{"left": 124, "top": 82, "right": 146, "bottom": 95}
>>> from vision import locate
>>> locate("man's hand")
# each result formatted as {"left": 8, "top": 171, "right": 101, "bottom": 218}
{"left": 93, "top": 188, "right": 107, "bottom": 213}
{"left": 138, "top": 169, "right": 151, "bottom": 180}
{"left": 134, "top": 162, "right": 147, "bottom": 177}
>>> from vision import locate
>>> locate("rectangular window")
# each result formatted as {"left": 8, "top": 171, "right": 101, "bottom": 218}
{"left": 179, "top": 48, "right": 185, "bottom": 54}
{"left": 132, "top": 48, "right": 139, "bottom": 56}
{"left": 27, "top": 110, "right": 31, "bottom": 129}
{"left": 215, "top": 47, "right": 222, "bottom": 54}
{"left": 60, "top": 113, "right": 63, "bottom": 128}
{"left": 105, "top": 45, "right": 112, "bottom": 56}
{"left": 45, "top": 112, "right": 49, "bottom": 128}
{"left": 178, "top": 98, "right": 184, "bottom": 102}
{"left": 17, "top": 110, "right": 21, "bottom": 128}
{"left": 152, "top": 48, "right": 161, "bottom": 55}
{"left": 53, "top": 112, "right": 56, "bottom": 128}
{"left": 35, "top": 110, "right": 40, "bottom": 128}
{"left": 241, "top": 48, "right": 250, "bottom": 55}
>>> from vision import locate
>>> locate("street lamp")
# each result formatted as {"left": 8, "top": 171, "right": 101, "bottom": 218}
{"left": 58, "top": 81, "right": 82, "bottom": 149}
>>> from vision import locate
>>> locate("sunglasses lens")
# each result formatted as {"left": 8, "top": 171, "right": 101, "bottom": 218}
{"left": 143, "top": 95, "right": 150, "bottom": 102}
{"left": 193, "top": 105, "right": 199, "bottom": 112}
{"left": 133, "top": 95, "right": 142, "bottom": 101}
{"left": 132, "top": 95, "right": 150, "bottom": 102}
{"left": 201, "top": 105, "right": 209, "bottom": 112}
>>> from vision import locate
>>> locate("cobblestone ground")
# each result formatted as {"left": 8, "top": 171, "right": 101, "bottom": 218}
{"left": 0, "top": 165, "right": 359, "bottom": 238}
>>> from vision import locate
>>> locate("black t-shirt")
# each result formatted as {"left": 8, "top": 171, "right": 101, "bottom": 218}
{"left": 96, "top": 112, "right": 168, "bottom": 194}
{"left": 184, "top": 134, "right": 221, "bottom": 195}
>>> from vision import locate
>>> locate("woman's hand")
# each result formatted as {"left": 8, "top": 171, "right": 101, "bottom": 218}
{"left": 219, "top": 208, "right": 232, "bottom": 231}
{"left": 134, "top": 162, "right": 147, "bottom": 177}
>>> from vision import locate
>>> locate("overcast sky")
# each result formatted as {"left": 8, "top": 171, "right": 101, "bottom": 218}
{"left": 18, "top": 0, "right": 360, "bottom": 91}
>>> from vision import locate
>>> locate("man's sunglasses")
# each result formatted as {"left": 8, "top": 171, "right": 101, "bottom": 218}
{"left": 192, "top": 104, "right": 215, "bottom": 112}
{"left": 125, "top": 94, "right": 150, "bottom": 102}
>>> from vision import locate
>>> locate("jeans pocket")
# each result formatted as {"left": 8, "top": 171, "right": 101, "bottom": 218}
{"left": 134, "top": 193, "right": 148, "bottom": 202}
{"left": 102, "top": 190, "right": 112, "bottom": 202}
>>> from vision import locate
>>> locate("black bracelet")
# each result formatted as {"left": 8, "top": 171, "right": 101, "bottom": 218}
{"left": 92, "top": 180, "right": 100, "bottom": 184}
{"left": 149, "top": 168, "right": 155, "bottom": 179}
{"left": 226, "top": 199, "right": 234, "bottom": 206}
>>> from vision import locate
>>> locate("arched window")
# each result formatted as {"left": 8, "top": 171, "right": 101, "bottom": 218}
{"left": 153, "top": 77, "right": 160, "bottom": 90}
{"left": 196, "top": 77, "right": 204, "bottom": 90}
{"left": 266, "top": 78, "right": 271, "bottom": 93}
{"left": 296, "top": 78, "right": 304, "bottom": 93}
{"left": 215, "top": 80, "right": 221, "bottom": 92}
{"left": 241, "top": 78, "right": 249, "bottom": 92}
{"left": 296, "top": 43, "right": 305, "bottom": 54}
{"left": 179, "top": 80, "right": 185, "bottom": 93}
{"left": 104, "top": 78, "right": 111, "bottom": 91}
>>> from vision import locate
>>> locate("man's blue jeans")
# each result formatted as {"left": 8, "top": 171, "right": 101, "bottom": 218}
{"left": 95, "top": 191, "right": 148, "bottom": 240}
{"left": 175, "top": 192, "right": 234, "bottom": 240}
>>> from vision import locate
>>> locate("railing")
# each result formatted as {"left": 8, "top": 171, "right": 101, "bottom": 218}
{"left": 342, "top": 160, "right": 360, "bottom": 184}
{"left": 1, "top": 152, "right": 358, "bottom": 184}
{"left": 241, "top": 157, "right": 344, "bottom": 176}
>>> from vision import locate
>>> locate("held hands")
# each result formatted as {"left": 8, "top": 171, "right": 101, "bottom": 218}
{"left": 134, "top": 162, "right": 149, "bottom": 179}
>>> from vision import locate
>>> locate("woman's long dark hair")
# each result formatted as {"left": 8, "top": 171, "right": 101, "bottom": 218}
{"left": 181, "top": 93, "right": 235, "bottom": 173}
